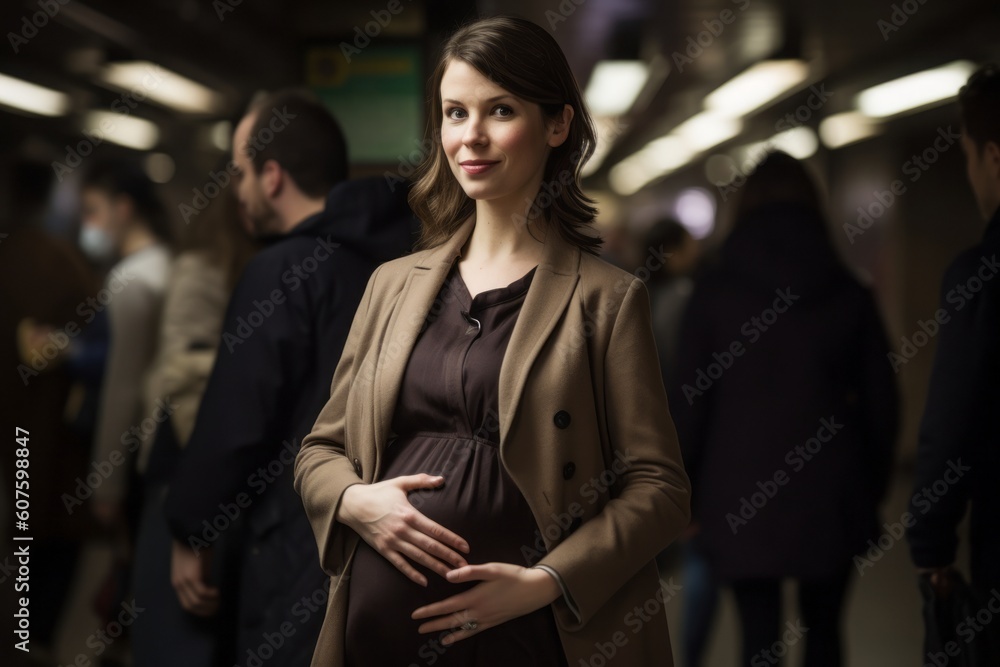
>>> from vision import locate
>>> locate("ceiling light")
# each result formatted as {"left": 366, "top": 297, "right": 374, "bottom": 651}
{"left": 100, "top": 61, "right": 224, "bottom": 114}
{"left": 769, "top": 126, "right": 818, "bottom": 159}
{"left": 585, "top": 60, "right": 649, "bottom": 116}
{"left": 644, "top": 135, "right": 693, "bottom": 170}
{"left": 704, "top": 59, "right": 810, "bottom": 118}
{"left": 673, "top": 111, "right": 743, "bottom": 152}
{"left": 83, "top": 110, "right": 159, "bottom": 150}
{"left": 609, "top": 136, "right": 696, "bottom": 196}
{"left": 0, "top": 73, "right": 69, "bottom": 117}
{"left": 609, "top": 111, "right": 740, "bottom": 196}
{"left": 609, "top": 160, "right": 654, "bottom": 196}
{"left": 855, "top": 60, "right": 976, "bottom": 119}
{"left": 819, "top": 111, "right": 881, "bottom": 148}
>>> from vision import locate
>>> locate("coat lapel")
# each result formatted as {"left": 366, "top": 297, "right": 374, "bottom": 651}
{"left": 497, "top": 226, "right": 580, "bottom": 457}
{"left": 372, "top": 214, "right": 581, "bottom": 475}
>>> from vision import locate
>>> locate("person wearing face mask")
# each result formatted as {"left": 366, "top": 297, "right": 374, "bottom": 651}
{"left": 80, "top": 159, "right": 173, "bottom": 532}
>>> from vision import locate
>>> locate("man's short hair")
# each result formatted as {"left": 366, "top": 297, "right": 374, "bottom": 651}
{"left": 242, "top": 89, "right": 348, "bottom": 197}
{"left": 959, "top": 63, "right": 1000, "bottom": 152}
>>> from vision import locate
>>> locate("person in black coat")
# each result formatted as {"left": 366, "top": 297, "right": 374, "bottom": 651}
{"left": 161, "top": 90, "right": 419, "bottom": 666}
{"left": 906, "top": 63, "right": 1000, "bottom": 661}
{"left": 670, "top": 151, "right": 899, "bottom": 667}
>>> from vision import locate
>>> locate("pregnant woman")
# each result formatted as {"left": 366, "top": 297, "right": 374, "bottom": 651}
{"left": 294, "top": 14, "right": 691, "bottom": 667}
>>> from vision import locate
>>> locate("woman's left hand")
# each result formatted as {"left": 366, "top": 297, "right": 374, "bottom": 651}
{"left": 411, "top": 562, "right": 560, "bottom": 644}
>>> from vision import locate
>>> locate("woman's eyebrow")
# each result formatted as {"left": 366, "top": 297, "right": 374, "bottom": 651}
{"left": 442, "top": 95, "right": 513, "bottom": 105}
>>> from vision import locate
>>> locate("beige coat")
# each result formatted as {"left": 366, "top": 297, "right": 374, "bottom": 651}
{"left": 141, "top": 250, "right": 228, "bottom": 469}
{"left": 294, "top": 215, "right": 692, "bottom": 666}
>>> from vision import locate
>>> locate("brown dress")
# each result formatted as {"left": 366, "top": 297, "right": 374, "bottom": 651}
{"left": 345, "top": 255, "right": 568, "bottom": 666}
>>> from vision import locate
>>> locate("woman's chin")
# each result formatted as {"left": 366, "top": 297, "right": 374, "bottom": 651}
{"left": 460, "top": 185, "right": 500, "bottom": 201}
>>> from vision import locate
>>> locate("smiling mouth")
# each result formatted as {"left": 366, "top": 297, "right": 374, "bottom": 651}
{"left": 459, "top": 160, "right": 499, "bottom": 175}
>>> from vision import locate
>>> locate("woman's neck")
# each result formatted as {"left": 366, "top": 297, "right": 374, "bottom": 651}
{"left": 463, "top": 201, "right": 548, "bottom": 264}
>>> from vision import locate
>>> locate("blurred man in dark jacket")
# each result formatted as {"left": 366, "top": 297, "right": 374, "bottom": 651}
{"left": 907, "top": 63, "right": 1000, "bottom": 660}
{"left": 161, "top": 89, "right": 418, "bottom": 666}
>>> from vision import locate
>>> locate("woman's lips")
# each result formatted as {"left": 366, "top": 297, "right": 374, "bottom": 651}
{"left": 460, "top": 161, "right": 498, "bottom": 175}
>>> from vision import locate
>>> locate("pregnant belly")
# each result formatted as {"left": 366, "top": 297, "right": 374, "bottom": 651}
{"left": 376, "top": 433, "right": 541, "bottom": 564}
{"left": 344, "top": 434, "right": 550, "bottom": 662}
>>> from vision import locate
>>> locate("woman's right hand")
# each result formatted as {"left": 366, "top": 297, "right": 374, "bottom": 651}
{"left": 336, "top": 474, "right": 471, "bottom": 586}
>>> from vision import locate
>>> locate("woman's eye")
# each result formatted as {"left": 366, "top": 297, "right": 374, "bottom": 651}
{"left": 446, "top": 107, "right": 466, "bottom": 120}
{"left": 494, "top": 105, "right": 514, "bottom": 118}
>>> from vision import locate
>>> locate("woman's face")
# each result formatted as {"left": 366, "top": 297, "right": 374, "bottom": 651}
{"left": 439, "top": 59, "right": 571, "bottom": 208}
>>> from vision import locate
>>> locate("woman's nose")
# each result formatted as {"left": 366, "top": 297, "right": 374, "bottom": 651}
{"left": 462, "top": 115, "right": 488, "bottom": 146}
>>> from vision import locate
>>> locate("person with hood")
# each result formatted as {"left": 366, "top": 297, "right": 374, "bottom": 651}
{"left": 163, "top": 89, "right": 419, "bottom": 666}
{"left": 670, "top": 151, "right": 899, "bottom": 667}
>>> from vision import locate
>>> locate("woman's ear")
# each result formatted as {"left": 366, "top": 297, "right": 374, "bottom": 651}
{"left": 547, "top": 104, "right": 575, "bottom": 149}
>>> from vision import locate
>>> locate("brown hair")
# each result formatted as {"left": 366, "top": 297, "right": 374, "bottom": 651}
{"left": 408, "top": 15, "right": 602, "bottom": 255}
{"left": 244, "top": 88, "right": 348, "bottom": 198}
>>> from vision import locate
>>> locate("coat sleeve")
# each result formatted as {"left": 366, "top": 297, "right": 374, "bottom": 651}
{"left": 293, "top": 263, "right": 382, "bottom": 575}
{"left": 906, "top": 255, "right": 997, "bottom": 568}
{"left": 535, "top": 276, "right": 692, "bottom": 630}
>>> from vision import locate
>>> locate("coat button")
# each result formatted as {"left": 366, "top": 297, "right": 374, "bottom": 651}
{"left": 553, "top": 410, "right": 571, "bottom": 429}
{"left": 562, "top": 462, "right": 576, "bottom": 480}
{"left": 353, "top": 457, "right": 362, "bottom": 477}
{"left": 569, "top": 516, "right": 582, "bottom": 533}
